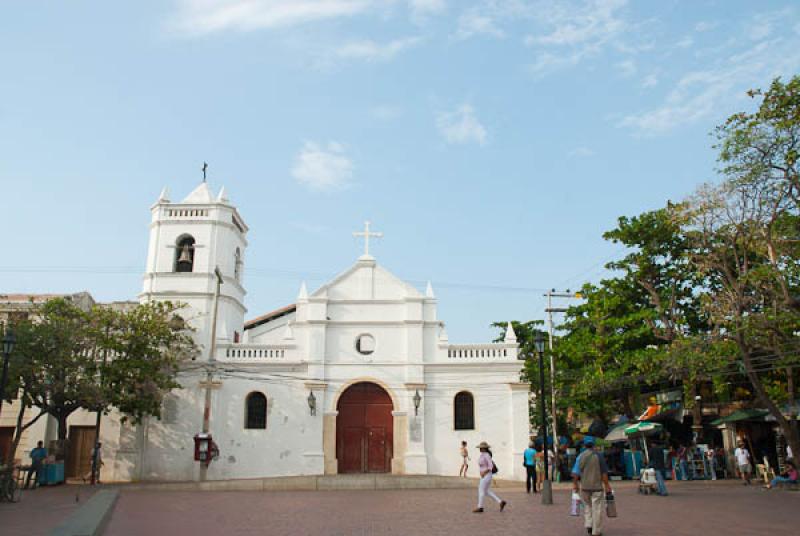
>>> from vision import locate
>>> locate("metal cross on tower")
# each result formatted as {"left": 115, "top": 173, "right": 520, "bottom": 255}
{"left": 202, "top": 162, "right": 208, "bottom": 182}
{"left": 353, "top": 221, "right": 383, "bottom": 258}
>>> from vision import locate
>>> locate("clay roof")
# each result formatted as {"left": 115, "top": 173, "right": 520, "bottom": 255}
{"left": 244, "top": 303, "right": 296, "bottom": 330}
{"left": 0, "top": 291, "right": 93, "bottom": 303}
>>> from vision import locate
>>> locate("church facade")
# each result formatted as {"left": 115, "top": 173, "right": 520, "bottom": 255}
{"left": 6, "top": 182, "right": 531, "bottom": 482}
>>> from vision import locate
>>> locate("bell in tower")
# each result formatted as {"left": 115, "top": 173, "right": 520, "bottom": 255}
{"left": 175, "top": 236, "right": 196, "bottom": 273}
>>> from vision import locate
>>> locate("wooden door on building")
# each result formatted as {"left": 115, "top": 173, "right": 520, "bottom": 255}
{"left": 336, "top": 382, "right": 393, "bottom": 473}
{"left": 0, "top": 427, "right": 14, "bottom": 464}
{"left": 67, "top": 426, "right": 95, "bottom": 478}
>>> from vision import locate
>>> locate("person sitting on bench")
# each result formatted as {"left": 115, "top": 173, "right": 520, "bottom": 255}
{"left": 765, "top": 459, "right": 798, "bottom": 489}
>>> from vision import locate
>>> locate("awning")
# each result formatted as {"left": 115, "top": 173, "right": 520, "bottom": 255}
{"left": 710, "top": 409, "right": 769, "bottom": 426}
{"left": 624, "top": 421, "right": 663, "bottom": 436}
{"left": 604, "top": 422, "right": 630, "bottom": 443}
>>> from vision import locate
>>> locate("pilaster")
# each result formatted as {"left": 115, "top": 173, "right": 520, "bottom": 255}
{"left": 509, "top": 382, "right": 531, "bottom": 481}
{"left": 323, "top": 411, "right": 338, "bottom": 475}
{"left": 403, "top": 383, "right": 428, "bottom": 474}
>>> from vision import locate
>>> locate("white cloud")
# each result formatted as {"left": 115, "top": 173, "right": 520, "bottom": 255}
{"left": 618, "top": 37, "right": 800, "bottom": 136}
{"left": 524, "top": 0, "right": 635, "bottom": 75}
{"left": 336, "top": 36, "right": 422, "bottom": 61}
{"left": 532, "top": 0, "right": 627, "bottom": 47}
{"left": 455, "top": 8, "right": 505, "bottom": 40}
{"left": 569, "top": 147, "right": 595, "bottom": 157}
{"left": 676, "top": 36, "right": 693, "bottom": 49}
{"left": 168, "top": 0, "right": 374, "bottom": 36}
{"left": 641, "top": 73, "right": 658, "bottom": 88}
{"left": 616, "top": 59, "right": 636, "bottom": 77}
{"left": 746, "top": 8, "right": 793, "bottom": 41}
{"left": 694, "top": 21, "right": 717, "bottom": 32}
{"left": 292, "top": 141, "right": 354, "bottom": 191}
{"left": 436, "top": 104, "right": 487, "bottom": 145}
{"left": 409, "top": 0, "right": 445, "bottom": 18}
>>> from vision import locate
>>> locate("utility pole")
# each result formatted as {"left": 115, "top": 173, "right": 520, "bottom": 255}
{"left": 534, "top": 332, "right": 552, "bottom": 505}
{"left": 544, "top": 289, "right": 583, "bottom": 476}
{"left": 199, "top": 266, "right": 223, "bottom": 482}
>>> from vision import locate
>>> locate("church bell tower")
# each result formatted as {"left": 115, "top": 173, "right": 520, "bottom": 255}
{"left": 140, "top": 181, "right": 248, "bottom": 360}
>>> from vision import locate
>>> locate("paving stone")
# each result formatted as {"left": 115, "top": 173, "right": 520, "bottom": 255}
{"left": 102, "top": 480, "right": 798, "bottom": 536}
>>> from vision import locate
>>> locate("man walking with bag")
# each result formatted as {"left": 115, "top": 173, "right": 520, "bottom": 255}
{"left": 572, "top": 436, "right": 612, "bottom": 536}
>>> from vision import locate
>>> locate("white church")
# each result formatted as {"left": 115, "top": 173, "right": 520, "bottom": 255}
{"left": 7, "top": 181, "right": 531, "bottom": 482}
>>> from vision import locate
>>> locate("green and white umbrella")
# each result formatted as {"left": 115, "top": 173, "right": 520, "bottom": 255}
{"left": 624, "top": 421, "right": 663, "bottom": 436}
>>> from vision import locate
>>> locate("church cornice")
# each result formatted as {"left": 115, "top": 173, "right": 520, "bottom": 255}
{"left": 142, "top": 272, "right": 247, "bottom": 296}
{"left": 424, "top": 362, "right": 524, "bottom": 372}
{"left": 149, "top": 219, "right": 249, "bottom": 245}
{"left": 138, "top": 290, "right": 247, "bottom": 312}
{"left": 319, "top": 299, "right": 427, "bottom": 305}
{"left": 299, "top": 320, "right": 441, "bottom": 327}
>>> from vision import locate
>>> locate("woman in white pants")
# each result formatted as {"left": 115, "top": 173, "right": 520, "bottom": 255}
{"left": 473, "top": 441, "right": 507, "bottom": 513}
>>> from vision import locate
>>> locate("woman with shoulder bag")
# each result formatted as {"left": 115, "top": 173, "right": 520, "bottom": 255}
{"left": 473, "top": 442, "right": 507, "bottom": 513}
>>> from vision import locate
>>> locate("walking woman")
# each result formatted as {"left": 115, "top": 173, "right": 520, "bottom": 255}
{"left": 459, "top": 440, "right": 470, "bottom": 477}
{"left": 535, "top": 447, "right": 545, "bottom": 488}
{"left": 473, "top": 441, "right": 507, "bottom": 513}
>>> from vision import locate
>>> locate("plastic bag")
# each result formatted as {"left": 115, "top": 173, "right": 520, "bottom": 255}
{"left": 605, "top": 491, "right": 617, "bottom": 518}
{"left": 570, "top": 492, "right": 582, "bottom": 516}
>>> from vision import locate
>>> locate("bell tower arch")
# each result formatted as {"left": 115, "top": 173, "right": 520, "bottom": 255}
{"left": 140, "top": 182, "right": 249, "bottom": 360}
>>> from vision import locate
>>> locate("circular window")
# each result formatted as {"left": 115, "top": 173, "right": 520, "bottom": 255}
{"left": 355, "top": 334, "right": 376, "bottom": 355}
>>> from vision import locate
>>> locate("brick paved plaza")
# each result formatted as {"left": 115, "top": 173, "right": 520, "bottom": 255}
{"left": 1, "top": 480, "right": 796, "bottom": 536}
{"left": 104, "top": 481, "right": 797, "bottom": 536}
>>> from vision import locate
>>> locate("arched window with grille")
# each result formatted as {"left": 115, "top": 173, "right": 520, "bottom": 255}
{"left": 454, "top": 391, "right": 475, "bottom": 430}
{"left": 174, "top": 235, "right": 196, "bottom": 273}
{"left": 245, "top": 392, "right": 267, "bottom": 429}
{"left": 234, "top": 247, "right": 242, "bottom": 282}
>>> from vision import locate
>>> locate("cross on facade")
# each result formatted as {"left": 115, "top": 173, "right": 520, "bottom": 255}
{"left": 353, "top": 221, "right": 383, "bottom": 258}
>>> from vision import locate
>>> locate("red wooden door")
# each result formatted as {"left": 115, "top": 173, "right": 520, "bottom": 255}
{"left": 340, "top": 428, "right": 365, "bottom": 473}
{"left": 367, "top": 427, "right": 387, "bottom": 473}
{"left": 336, "top": 382, "right": 393, "bottom": 473}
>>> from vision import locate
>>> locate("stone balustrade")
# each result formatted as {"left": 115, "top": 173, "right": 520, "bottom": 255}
{"left": 216, "top": 343, "right": 297, "bottom": 362}
{"left": 445, "top": 343, "right": 519, "bottom": 361}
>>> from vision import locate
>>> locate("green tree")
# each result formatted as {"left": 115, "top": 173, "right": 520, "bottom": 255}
{"left": 603, "top": 204, "right": 716, "bottom": 429}
{"left": 11, "top": 298, "right": 196, "bottom": 460}
{"left": 685, "top": 76, "right": 800, "bottom": 457}
{"left": 2, "top": 320, "right": 47, "bottom": 464}
{"left": 555, "top": 278, "right": 658, "bottom": 422}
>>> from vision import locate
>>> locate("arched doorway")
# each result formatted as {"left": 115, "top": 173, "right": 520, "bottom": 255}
{"left": 336, "top": 382, "right": 394, "bottom": 473}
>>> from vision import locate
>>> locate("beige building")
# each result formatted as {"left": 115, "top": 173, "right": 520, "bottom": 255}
{"left": 0, "top": 292, "right": 135, "bottom": 479}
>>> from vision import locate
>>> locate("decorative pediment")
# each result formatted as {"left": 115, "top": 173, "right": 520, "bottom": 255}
{"left": 311, "top": 258, "right": 423, "bottom": 301}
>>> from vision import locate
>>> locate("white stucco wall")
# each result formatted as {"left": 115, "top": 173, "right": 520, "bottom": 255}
{"left": 3, "top": 184, "right": 528, "bottom": 483}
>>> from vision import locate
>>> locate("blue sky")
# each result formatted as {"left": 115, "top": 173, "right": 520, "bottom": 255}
{"left": 2, "top": 0, "right": 800, "bottom": 342}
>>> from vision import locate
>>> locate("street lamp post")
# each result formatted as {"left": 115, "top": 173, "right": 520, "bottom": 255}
{"left": 534, "top": 332, "right": 553, "bottom": 505}
{"left": 0, "top": 329, "right": 17, "bottom": 419}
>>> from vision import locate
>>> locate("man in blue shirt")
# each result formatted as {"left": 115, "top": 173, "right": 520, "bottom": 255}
{"left": 26, "top": 441, "right": 47, "bottom": 489}
{"left": 572, "top": 436, "right": 612, "bottom": 536}
{"left": 523, "top": 442, "right": 537, "bottom": 493}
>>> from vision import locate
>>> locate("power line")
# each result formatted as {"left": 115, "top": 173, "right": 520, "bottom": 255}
{"left": 0, "top": 265, "right": 551, "bottom": 294}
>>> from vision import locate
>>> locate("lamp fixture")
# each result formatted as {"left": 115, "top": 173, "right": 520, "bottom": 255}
{"left": 307, "top": 391, "right": 317, "bottom": 416}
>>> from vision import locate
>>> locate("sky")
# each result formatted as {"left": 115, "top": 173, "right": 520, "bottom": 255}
{"left": 2, "top": 0, "right": 800, "bottom": 342}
